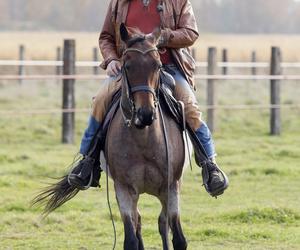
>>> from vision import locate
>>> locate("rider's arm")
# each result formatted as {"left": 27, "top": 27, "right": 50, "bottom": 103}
{"left": 99, "top": 1, "right": 120, "bottom": 70}
{"left": 160, "top": 0, "right": 199, "bottom": 48}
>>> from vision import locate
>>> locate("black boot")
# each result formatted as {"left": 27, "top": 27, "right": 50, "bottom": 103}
{"left": 68, "top": 156, "right": 101, "bottom": 190}
{"left": 68, "top": 129, "right": 104, "bottom": 190}
{"left": 185, "top": 126, "right": 229, "bottom": 197}
{"left": 200, "top": 159, "right": 229, "bottom": 197}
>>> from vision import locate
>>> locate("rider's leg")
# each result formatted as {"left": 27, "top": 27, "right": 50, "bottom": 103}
{"left": 68, "top": 76, "right": 121, "bottom": 189}
{"left": 167, "top": 65, "right": 228, "bottom": 196}
{"left": 169, "top": 66, "right": 215, "bottom": 158}
{"left": 80, "top": 76, "right": 121, "bottom": 155}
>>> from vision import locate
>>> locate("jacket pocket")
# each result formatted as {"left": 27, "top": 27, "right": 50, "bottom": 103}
{"left": 180, "top": 48, "right": 196, "bottom": 73}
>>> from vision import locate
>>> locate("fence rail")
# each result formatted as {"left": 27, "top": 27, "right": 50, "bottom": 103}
{"left": 0, "top": 104, "right": 300, "bottom": 117}
{"left": 1, "top": 74, "right": 300, "bottom": 81}
{"left": 2, "top": 60, "right": 300, "bottom": 69}
{"left": 0, "top": 60, "right": 100, "bottom": 67}
{"left": 1, "top": 42, "right": 300, "bottom": 141}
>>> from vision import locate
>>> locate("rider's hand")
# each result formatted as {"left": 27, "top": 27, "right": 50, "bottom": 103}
{"left": 106, "top": 60, "right": 121, "bottom": 77}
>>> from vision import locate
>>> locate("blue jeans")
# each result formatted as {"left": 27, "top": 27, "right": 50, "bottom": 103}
{"left": 80, "top": 75, "right": 120, "bottom": 155}
{"left": 165, "top": 64, "right": 216, "bottom": 158}
{"left": 80, "top": 116, "right": 101, "bottom": 155}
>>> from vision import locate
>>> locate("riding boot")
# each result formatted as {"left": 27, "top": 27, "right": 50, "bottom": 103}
{"left": 199, "top": 157, "right": 229, "bottom": 197}
{"left": 193, "top": 122, "right": 229, "bottom": 197}
{"left": 68, "top": 117, "right": 104, "bottom": 190}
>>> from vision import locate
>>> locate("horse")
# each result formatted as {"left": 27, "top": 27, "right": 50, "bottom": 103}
{"left": 33, "top": 24, "right": 188, "bottom": 250}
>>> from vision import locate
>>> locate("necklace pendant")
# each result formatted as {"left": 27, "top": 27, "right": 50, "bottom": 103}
{"left": 142, "top": 0, "right": 150, "bottom": 7}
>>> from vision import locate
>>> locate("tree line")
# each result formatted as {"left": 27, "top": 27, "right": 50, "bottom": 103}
{"left": 0, "top": 0, "right": 300, "bottom": 33}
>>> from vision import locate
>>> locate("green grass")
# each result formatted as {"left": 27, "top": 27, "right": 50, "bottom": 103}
{"left": 0, "top": 81, "right": 300, "bottom": 249}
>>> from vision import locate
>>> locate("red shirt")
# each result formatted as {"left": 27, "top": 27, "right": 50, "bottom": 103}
{"left": 126, "top": 0, "right": 173, "bottom": 64}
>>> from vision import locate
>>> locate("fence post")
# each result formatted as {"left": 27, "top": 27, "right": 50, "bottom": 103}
{"left": 93, "top": 47, "right": 100, "bottom": 75}
{"left": 62, "top": 40, "right": 76, "bottom": 144}
{"left": 270, "top": 47, "right": 282, "bottom": 135}
{"left": 207, "top": 47, "right": 217, "bottom": 133}
{"left": 18, "top": 45, "right": 25, "bottom": 84}
{"left": 251, "top": 51, "right": 257, "bottom": 76}
{"left": 56, "top": 47, "right": 62, "bottom": 84}
{"left": 222, "top": 49, "right": 228, "bottom": 75}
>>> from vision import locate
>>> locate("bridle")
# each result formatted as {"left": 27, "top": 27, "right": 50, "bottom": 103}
{"left": 120, "top": 39, "right": 162, "bottom": 127}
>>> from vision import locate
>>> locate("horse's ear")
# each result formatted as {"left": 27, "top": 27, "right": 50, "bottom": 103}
{"left": 147, "top": 27, "right": 161, "bottom": 45}
{"left": 120, "top": 23, "right": 129, "bottom": 42}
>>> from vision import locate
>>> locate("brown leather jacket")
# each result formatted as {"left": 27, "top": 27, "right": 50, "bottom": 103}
{"left": 99, "top": 0, "right": 199, "bottom": 87}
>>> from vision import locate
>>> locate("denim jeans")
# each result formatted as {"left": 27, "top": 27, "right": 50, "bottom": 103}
{"left": 164, "top": 64, "right": 216, "bottom": 158}
{"left": 79, "top": 75, "right": 120, "bottom": 155}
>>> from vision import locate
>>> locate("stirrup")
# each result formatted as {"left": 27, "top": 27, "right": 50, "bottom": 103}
{"left": 206, "top": 169, "right": 229, "bottom": 198}
{"left": 201, "top": 160, "right": 229, "bottom": 198}
{"left": 68, "top": 171, "right": 94, "bottom": 191}
{"left": 67, "top": 157, "right": 95, "bottom": 190}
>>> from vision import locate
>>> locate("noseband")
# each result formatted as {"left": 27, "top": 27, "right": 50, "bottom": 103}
{"left": 120, "top": 42, "right": 161, "bottom": 126}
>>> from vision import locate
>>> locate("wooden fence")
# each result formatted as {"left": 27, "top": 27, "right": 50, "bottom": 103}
{"left": 1, "top": 40, "right": 300, "bottom": 143}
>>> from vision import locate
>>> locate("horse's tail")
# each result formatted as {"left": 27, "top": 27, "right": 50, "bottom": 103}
{"left": 31, "top": 174, "right": 79, "bottom": 216}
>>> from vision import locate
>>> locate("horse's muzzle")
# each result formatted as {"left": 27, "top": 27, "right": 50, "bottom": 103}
{"left": 134, "top": 106, "right": 156, "bottom": 129}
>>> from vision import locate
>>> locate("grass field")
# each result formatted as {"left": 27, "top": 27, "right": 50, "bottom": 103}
{"left": 1, "top": 32, "right": 300, "bottom": 61}
{"left": 0, "top": 78, "right": 300, "bottom": 249}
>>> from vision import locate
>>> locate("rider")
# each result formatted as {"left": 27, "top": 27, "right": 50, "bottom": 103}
{"left": 68, "top": 0, "right": 228, "bottom": 197}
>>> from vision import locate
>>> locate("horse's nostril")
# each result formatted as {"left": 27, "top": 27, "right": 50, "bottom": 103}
{"left": 137, "top": 107, "right": 155, "bottom": 126}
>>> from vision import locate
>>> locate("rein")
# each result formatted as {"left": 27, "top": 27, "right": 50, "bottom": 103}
{"left": 157, "top": 101, "right": 171, "bottom": 237}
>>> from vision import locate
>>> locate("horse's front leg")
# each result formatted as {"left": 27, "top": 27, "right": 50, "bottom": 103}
{"left": 136, "top": 209, "right": 145, "bottom": 250}
{"left": 169, "top": 182, "right": 187, "bottom": 250}
{"left": 158, "top": 205, "right": 170, "bottom": 250}
{"left": 158, "top": 190, "right": 172, "bottom": 250}
{"left": 114, "top": 182, "right": 139, "bottom": 250}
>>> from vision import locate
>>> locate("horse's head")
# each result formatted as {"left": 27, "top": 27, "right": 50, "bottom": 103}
{"left": 120, "top": 23, "right": 162, "bottom": 129}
